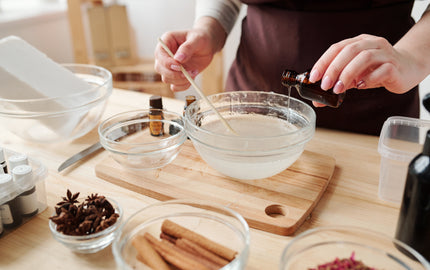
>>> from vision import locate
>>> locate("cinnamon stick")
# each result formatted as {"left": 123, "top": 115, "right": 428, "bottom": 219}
{"left": 144, "top": 233, "right": 211, "bottom": 270}
{"left": 160, "top": 232, "right": 177, "bottom": 244}
{"left": 176, "top": 238, "right": 229, "bottom": 267}
{"left": 132, "top": 234, "right": 171, "bottom": 270}
{"left": 161, "top": 219, "right": 237, "bottom": 261}
{"left": 162, "top": 239, "right": 222, "bottom": 270}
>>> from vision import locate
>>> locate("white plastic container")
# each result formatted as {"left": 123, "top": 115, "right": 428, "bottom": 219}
{"left": 0, "top": 147, "right": 47, "bottom": 235}
{"left": 378, "top": 116, "right": 430, "bottom": 203}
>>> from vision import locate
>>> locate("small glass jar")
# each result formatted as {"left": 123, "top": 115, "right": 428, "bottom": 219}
{"left": 149, "top": 95, "right": 164, "bottom": 136}
{"left": 0, "top": 174, "right": 22, "bottom": 228}
{"left": 0, "top": 148, "right": 8, "bottom": 174}
{"left": 13, "top": 165, "right": 38, "bottom": 217}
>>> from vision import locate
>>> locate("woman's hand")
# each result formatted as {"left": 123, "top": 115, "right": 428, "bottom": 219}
{"left": 309, "top": 9, "right": 430, "bottom": 107}
{"left": 309, "top": 34, "right": 419, "bottom": 94}
{"left": 154, "top": 17, "right": 227, "bottom": 92}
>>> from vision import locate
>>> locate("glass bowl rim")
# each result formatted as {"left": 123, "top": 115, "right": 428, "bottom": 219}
{"left": 98, "top": 109, "right": 187, "bottom": 150}
{"left": 0, "top": 63, "right": 113, "bottom": 117}
{"left": 48, "top": 197, "right": 123, "bottom": 241}
{"left": 112, "top": 198, "right": 251, "bottom": 269}
{"left": 184, "top": 91, "right": 316, "bottom": 142}
{"left": 0, "top": 63, "right": 112, "bottom": 103}
{"left": 279, "top": 225, "right": 430, "bottom": 269}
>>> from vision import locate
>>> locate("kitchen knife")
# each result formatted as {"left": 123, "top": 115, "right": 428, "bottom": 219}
{"left": 58, "top": 113, "right": 149, "bottom": 172}
{"left": 57, "top": 141, "right": 103, "bottom": 172}
{"left": 57, "top": 130, "right": 125, "bottom": 173}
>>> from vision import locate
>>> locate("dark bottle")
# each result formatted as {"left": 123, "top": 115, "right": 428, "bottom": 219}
{"left": 149, "top": 95, "right": 164, "bottom": 137}
{"left": 281, "top": 69, "right": 346, "bottom": 108}
{"left": 183, "top": 95, "right": 197, "bottom": 116}
{"left": 0, "top": 174, "right": 23, "bottom": 229}
{"left": 395, "top": 129, "right": 430, "bottom": 261}
{"left": 0, "top": 148, "right": 8, "bottom": 173}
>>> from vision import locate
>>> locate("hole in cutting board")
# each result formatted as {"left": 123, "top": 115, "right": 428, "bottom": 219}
{"left": 265, "top": 204, "right": 288, "bottom": 218}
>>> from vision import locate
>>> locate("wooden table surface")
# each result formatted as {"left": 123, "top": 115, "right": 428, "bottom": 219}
{"left": 0, "top": 89, "right": 401, "bottom": 270}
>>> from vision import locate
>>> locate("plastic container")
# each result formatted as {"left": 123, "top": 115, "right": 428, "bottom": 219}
{"left": 378, "top": 116, "right": 430, "bottom": 203}
{"left": 0, "top": 147, "right": 47, "bottom": 235}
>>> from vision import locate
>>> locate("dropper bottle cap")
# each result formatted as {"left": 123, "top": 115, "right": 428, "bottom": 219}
{"left": 0, "top": 174, "right": 13, "bottom": 189}
{"left": 12, "top": 165, "right": 33, "bottom": 190}
{"left": 150, "top": 95, "right": 163, "bottom": 109}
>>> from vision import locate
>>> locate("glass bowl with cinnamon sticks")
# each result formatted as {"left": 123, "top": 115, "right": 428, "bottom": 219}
{"left": 279, "top": 226, "right": 430, "bottom": 270}
{"left": 112, "top": 199, "right": 250, "bottom": 270}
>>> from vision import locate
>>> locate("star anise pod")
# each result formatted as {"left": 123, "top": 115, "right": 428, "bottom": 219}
{"left": 51, "top": 190, "right": 119, "bottom": 236}
{"left": 85, "top": 193, "right": 100, "bottom": 204}
{"left": 56, "top": 189, "right": 80, "bottom": 211}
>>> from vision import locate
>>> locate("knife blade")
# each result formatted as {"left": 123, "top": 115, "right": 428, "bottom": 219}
{"left": 57, "top": 141, "right": 104, "bottom": 172}
{"left": 58, "top": 113, "right": 149, "bottom": 172}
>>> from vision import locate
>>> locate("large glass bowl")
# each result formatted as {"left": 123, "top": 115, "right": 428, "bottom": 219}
{"left": 0, "top": 63, "right": 112, "bottom": 143}
{"left": 112, "top": 199, "right": 250, "bottom": 270}
{"left": 279, "top": 226, "right": 430, "bottom": 270}
{"left": 98, "top": 109, "right": 187, "bottom": 170}
{"left": 184, "top": 91, "right": 316, "bottom": 180}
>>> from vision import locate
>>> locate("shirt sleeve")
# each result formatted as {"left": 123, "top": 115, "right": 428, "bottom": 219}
{"left": 195, "top": 0, "right": 242, "bottom": 35}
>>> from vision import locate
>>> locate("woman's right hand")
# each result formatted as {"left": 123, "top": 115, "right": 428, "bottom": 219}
{"left": 154, "top": 17, "right": 227, "bottom": 92}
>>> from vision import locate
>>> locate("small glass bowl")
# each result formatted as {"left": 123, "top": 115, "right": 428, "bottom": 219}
{"left": 98, "top": 109, "right": 187, "bottom": 170}
{"left": 48, "top": 198, "right": 123, "bottom": 254}
{"left": 279, "top": 226, "right": 430, "bottom": 270}
{"left": 184, "top": 91, "right": 315, "bottom": 180}
{"left": 112, "top": 199, "right": 250, "bottom": 270}
{"left": 0, "top": 64, "right": 112, "bottom": 143}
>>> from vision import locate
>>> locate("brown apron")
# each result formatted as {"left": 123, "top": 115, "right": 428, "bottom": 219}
{"left": 226, "top": 0, "right": 420, "bottom": 135}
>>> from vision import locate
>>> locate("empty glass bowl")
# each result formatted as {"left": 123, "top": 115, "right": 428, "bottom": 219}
{"left": 49, "top": 198, "right": 122, "bottom": 254}
{"left": 0, "top": 64, "right": 112, "bottom": 143}
{"left": 112, "top": 199, "right": 250, "bottom": 270}
{"left": 184, "top": 91, "right": 316, "bottom": 180}
{"left": 279, "top": 226, "right": 430, "bottom": 270}
{"left": 98, "top": 109, "right": 187, "bottom": 170}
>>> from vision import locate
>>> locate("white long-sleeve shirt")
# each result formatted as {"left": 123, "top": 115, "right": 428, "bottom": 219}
{"left": 195, "top": 0, "right": 242, "bottom": 34}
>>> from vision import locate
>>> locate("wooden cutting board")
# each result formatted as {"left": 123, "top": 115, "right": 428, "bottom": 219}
{"left": 95, "top": 140, "right": 335, "bottom": 236}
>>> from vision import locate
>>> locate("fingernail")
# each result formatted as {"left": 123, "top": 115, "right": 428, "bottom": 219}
{"left": 190, "top": 70, "right": 199, "bottom": 77}
{"left": 174, "top": 52, "right": 186, "bottom": 62}
{"left": 171, "top": 64, "right": 181, "bottom": 71}
{"left": 357, "top": 80, "right": 366, "bottom": 89}
{"left": 321, "top": 76, "right": 333, "bottom": 90}
{"left": 309, "top": 69, "right": 320, "bottom": 82}
{"left": 333, "top": 80, "right": 344, "bottom": 94}
{"left": 313, "top": 101, "right": 326, "bottom": 107}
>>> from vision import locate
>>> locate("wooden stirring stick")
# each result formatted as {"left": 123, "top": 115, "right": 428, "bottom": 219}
{"left": 158, "top": 38, "right": 238, "bottom": 136}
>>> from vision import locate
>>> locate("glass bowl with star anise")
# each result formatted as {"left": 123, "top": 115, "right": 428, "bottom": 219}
{"left": 48, "top": 190, "right": 123, "bottom": 253}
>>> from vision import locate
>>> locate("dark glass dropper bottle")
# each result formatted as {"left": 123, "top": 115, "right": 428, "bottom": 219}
{"left": 149, "top": 95, "right": 164, "bottom": 137}
{"left": 281, "top": 69, "right": 346, "bottom": 108}
{"left": 395, "top": 129, "right": 430, "bottom": 261}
